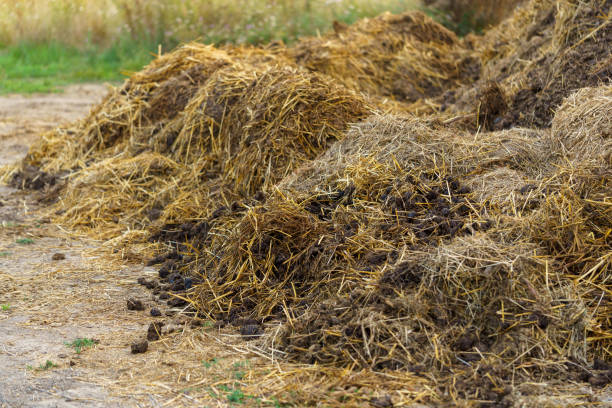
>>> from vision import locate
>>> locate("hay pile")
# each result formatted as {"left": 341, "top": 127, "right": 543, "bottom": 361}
{"left": 12, "top": 44, "right": 370, "bottom": 237}
{"left": 4, "top": 0, "right": 611, "bottom": 405}
{"left": 288, "top": 11, "right": 480, "bottom": 106}
{"left": 445, "top": 0, "right": 612, "bottom": 129}
{"left": 186, "top": 97, "right": 609, "bottom": 400}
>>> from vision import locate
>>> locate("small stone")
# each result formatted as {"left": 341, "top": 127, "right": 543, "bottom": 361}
{"left": 167, "top": 297, "right": 188, "bottom": 307}
{"left": 51, "top": 253, "right": 66, "bottom": 261}
{"left": 150, "top": 307, "right": 162, "bottom": 317}
{"left": 240, "top": 323, "right": 262, "bottom": 340}
{"left": 147, "top": 322, "right": 164, "bottom": 341}
{"left": 127, "top": 298, "right": 144, "bottom": 311}
{"left": 131, "top": 340, "right": 148, "bottom": 354}
{"left": 370, "top": 395, "right": 393, "bottom": 407}
{"left": 589, "top": 371, "right": 612, "bottom": 387}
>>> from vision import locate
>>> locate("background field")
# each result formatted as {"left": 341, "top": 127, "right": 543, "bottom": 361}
{"left": 0, "top": 0, "right": 519, "bottom": 93}
{"left": 0, "top": 0, "right": 420, "bottom": 93}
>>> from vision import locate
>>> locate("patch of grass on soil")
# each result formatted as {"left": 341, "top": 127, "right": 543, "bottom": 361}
{"left": 26, "top": 360, "right": 57, "bottom": 371}
{"left": 202, "top": 357, "right": 219, "bottom": 368}
{"left": 66, "top": 338, "right": 97, "bottom": 354}
{"left": 15, "top": 238, "right": 34, "bottom": 245}
{"left": 39, "top": 360, "right": 57, "bottom": 370}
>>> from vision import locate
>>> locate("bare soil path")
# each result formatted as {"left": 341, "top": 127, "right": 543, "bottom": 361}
{"left": 0, "top": 86, "right": 242, "bottom": 408}
{"left": 0, "top": 84, "right": 109, "bottom": 167}
{"left": 0, "top": 84, "right": 143, "bottom": 407}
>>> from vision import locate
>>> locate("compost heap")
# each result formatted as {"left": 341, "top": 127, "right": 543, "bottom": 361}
{"left": 6, "top": 0, "right": 611, "bottom": 405}
{"left": 288, "top": 11, "right": 480, "bottom": 106}
{"left": 14, "top": 45, "right": 372, "bottom": 238}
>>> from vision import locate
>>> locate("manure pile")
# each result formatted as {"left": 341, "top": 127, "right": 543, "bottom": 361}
{"left": 5, "top": 0, "right": 611, "bottom": 405}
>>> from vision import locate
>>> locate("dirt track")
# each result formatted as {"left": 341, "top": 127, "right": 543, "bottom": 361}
{"left": 0, "top": 85, "right": 110, "bottom": 167}
{"left": 0, "top": 85, "right": 241, "bottom": 408}
{"left": 0, "top": 84, "right": 138, "bottom": 407}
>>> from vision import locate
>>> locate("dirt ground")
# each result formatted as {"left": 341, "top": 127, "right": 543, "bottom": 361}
{"left": 0, "top": 84, "right": 110, "bottom": 167}
{"left": 0, "top": 85, "right": 253, "bottom": 408}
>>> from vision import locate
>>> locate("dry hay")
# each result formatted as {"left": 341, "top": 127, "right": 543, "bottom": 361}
{"left": 174, "top": 106, "right": 608, "bottom": 402}
{"left": 526, "top": 86, "right": 611, "bottom": 361}
{"left": 549, "top": 85, "right": 612, "bottom": 166}
{"left": 289, "top": 11, "right": 480, "bottom": 106}
{"left": 10, "top": 43, "right": 370, "bottom": 237}
{"left": 4, "top": 1, "right": 612, "bottom": 406}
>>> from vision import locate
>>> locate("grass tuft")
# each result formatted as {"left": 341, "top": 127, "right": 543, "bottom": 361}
{"left": 65, "top": 338, "right": 97, "bottom": 354}
{"left": 15, "top": 238, "right": 34, "bottom": 245}
{"left": 39, "top": 360, "right": 57, "bottom": 370}
{"left": 202, "top": 357, "right": 219, "bottom": 368}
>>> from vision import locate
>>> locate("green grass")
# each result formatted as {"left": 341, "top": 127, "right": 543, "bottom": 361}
{"left": 27, "top": 360, "right": 57, "bottom": 371}
{"left": 65, "top": 337, "right": 97, "bottom": 354}
{"left": 0, "top": 251, "right": 11, "bottom": 257}
{"left": 39, "top": 360, "right": 57, "bottom": 370}
{"left": 0, "top": 41, "right": 154, "bottom": 94}
{"left": 227, "top": 388, "right": 247, "bottom": 404}
{"left": 0, "top": 0, "right": 417, "bottom": 94}
{"left": 15, "top": 238, "right": 34, "bottom": 245}
{"left": 0, "top": 1, "right": 417, "bottom": 48}
{"left": 424, "top": 7, "right": 488, "bottom": 36}
{"left": 202, "top": 357, "right": 219, "bottom": 368}
{"left": 0, "top": 1, "right": 495, "bottom": 95}
{"left": 1, "top": 304, "right": 10, "bottom": 311}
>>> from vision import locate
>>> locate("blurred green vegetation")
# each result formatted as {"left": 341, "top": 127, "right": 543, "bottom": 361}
{"left": 0, "top": 0, "right": 417, "bottom": 93}
{"left": 0, "top": 0, "right": 510, "bottom": 94}
{"left": 424, "top": 7, "right": 488, "bottom": 36}
{"left": 422, "top": 0, "right": 520, "bottom": 37}
{"left": 0, "top": 40, "right": 153, "bottom": 93}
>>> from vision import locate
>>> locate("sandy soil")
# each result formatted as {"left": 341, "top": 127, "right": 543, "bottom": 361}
{"left": 0, "top": 86, "right": 245, "bottom": 408}
{"left": 0, "top": 85, "right": 141, "bottom": 407}
{"left": 0, "top": 84, "right": 109, "bottom": 167}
